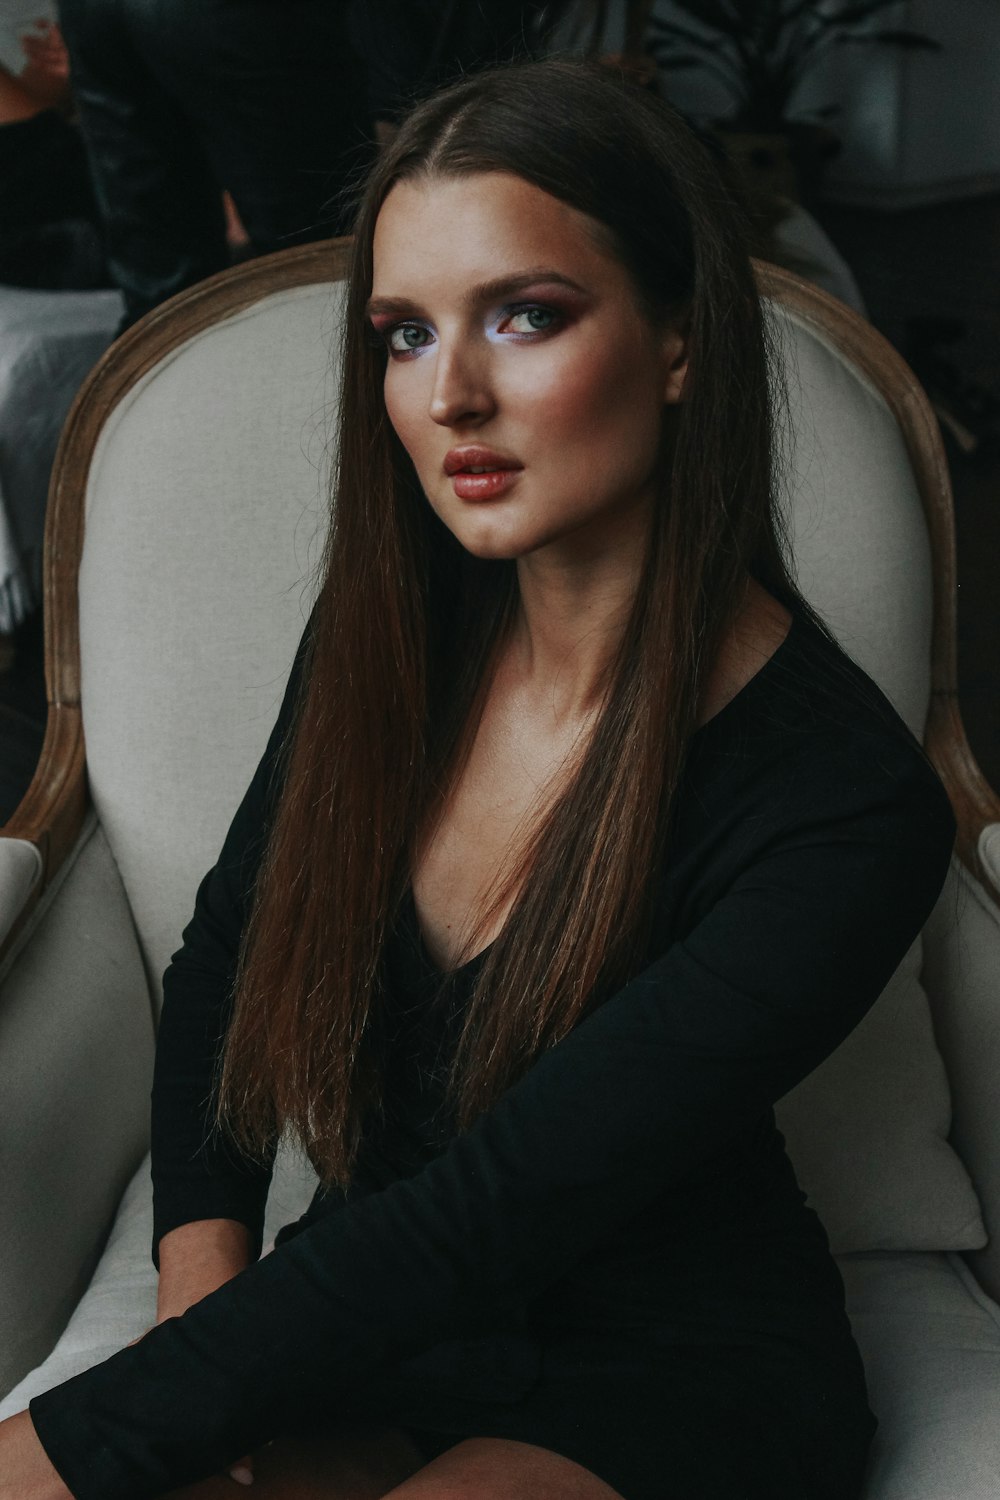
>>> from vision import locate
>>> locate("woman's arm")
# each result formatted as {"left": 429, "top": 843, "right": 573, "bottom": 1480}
{"left": 154, "top": 1220, "right": 256, "bottom": 1487}
{"left": 0, "top": 1413, "right": 71, "bottom": 1500}
{"left": 155, "top": 1219, "right": 253, "bottom": 1324}
{"left": 22, "top": 733, "right": 955, "bottom": 1500}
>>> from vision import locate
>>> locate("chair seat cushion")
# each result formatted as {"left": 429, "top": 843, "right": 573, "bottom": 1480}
{"left": 0, "top": 1149, "right": 316, "bottom": 1415}
{"left": 776, "top": 940, "right": 986, "bottom": 1255}
{"left": 4, "top": 1165, "right": 999, "bottom": 1499}
{"left": 842, "top": 1249, "right": 1000, "bottom": 1498}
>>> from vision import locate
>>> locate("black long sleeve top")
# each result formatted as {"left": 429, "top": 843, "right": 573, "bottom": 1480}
{"left": 30, "top": 610, "right": 956, "bottom": 1499}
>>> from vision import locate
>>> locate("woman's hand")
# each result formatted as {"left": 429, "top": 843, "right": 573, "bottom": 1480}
{"left": 0, "top": 1222, "right": 256, "bottom": 1499}
{"left": 0, "top": 1409, "right": 73, "bottom": 1499}
{"left": 155, "top": 1218, "right": 256, "bottom": 1484}
{"left": 17, "top": 21, "right": 71, "bottom": 111}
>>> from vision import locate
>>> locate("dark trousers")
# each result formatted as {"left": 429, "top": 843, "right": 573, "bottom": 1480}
{"left": 0, "top": 110, "right": 107, "bottom": 289}
{"left": 57, "top": 0, "right": 373, "bottom": 327}
{"left": 349, "top": 0, "right": 555, "bottom": 121}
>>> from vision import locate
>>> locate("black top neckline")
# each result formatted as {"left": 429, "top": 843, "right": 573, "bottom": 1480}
{"left": 691, "top": 608, "right": 798, "bottom": 741}
{"left": 404, "top": 612, "right": 801, "bottom": 980}
{"left": 401, "top": 883, "right": 491, "bottom": 981}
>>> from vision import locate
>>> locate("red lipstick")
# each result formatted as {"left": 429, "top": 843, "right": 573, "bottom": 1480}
{"left": 444, "top": 446, "right": 523, "bottom": 502}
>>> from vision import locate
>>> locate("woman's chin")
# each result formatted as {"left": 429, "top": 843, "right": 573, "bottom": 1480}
{"left": 446, "top": 517, "right": 537, "bottom": 562}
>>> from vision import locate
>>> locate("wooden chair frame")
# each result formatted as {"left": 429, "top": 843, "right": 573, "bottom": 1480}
{"left": 1, "top": 243, "right": 997, "bottom": 966}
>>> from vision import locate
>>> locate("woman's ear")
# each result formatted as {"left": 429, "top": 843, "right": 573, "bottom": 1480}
{"left": 662, "top": 328, "right": 689, "bottom": 405}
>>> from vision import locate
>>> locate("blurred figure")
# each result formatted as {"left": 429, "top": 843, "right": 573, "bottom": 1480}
{"left": 0, "top": 16, "right": 106, "bottom": 289}
{"left": 351, "top": 1, "right": 573, "bottom": 135}
{"left": 7, "top": 14, "right": 69, "bottom": 110}
{"left": 57, "top": 0, "right": 373, "bottom": 328}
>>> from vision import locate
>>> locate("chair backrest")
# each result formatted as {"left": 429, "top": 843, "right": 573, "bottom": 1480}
{"left": 76, "top": 250, "right": 349, "bottom": 999}
{"left": 71, "top": 254, "right": 941, "bottom": 986}
{"left": 773, "top": 292, "right": 933, "bottom": 737}
{"left": 38, "top": 245, "right": 993, "bottom": 1267}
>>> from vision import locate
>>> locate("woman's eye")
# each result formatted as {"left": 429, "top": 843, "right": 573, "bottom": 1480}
{"left": 505, "top": 306, "right": 558, "bottom": 335}
{"left": 387, "top": 323, "right": 432, "bottom": 354}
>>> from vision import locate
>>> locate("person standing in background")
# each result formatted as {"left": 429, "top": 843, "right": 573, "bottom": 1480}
{"left": 56, "top": 0, "right": 374, "bottom": 330}
{"left": 350, "top": 1, "right": 573, "bottom": 141}
{"left": 0, "top": 14, "right": 105, "bottom": 289}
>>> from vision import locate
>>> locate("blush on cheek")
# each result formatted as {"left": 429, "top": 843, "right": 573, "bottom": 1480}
{"left": 516, "top": 352, "right": 612, "bottom": 436}
{"left": 526, "top": 339, "right": 663, "bottom": 461}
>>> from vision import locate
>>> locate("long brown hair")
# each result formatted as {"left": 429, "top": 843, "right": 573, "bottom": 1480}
{"left": 218, "top": 59, "right": 803, "bottom": 1183}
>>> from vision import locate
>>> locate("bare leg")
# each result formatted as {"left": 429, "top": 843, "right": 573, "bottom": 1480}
{"left": 383, "top": 1436, "right": 626, "bottom": 1500}
{"left": 161, "top": 1425, "right": 425, "bottom": 1500}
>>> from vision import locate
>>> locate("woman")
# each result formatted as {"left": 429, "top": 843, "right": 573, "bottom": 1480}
{"left": 1, "top": 59, "right": 954, "bottom": 1500}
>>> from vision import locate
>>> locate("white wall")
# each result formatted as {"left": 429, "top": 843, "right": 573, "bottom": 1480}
{"left": 646, "top": 0, "right": 1000, "bottom": 207}
{"left": 816, "top": 0, "right": 1000, "bottom": 204}
{"left": 894, "top": 0, "right": 1000, "bottom": 200}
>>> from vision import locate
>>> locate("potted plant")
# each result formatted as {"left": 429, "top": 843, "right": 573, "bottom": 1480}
{"left": 643, "top": 0, "right": 940, "bottom": 202}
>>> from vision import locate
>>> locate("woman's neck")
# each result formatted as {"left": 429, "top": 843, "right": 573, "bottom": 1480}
{"left": 508, "top": 543, "right": 643, "bottom": 726}
{"left": 505, "top": 554, "right": 791, "bottom": 733}
{"left": 509, "top": 561, "right": 641, "bottom": 729}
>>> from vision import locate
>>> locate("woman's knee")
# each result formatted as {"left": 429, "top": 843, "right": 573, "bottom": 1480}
{"left": 381, "top": 1436, "right": 626, "bottom": 1500}
{"left": 163, "top": 1425, "right": 425, "bottom": 1500}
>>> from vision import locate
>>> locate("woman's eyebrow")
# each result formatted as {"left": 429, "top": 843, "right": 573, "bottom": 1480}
{"left": 365, "top": 268, "right": 588, "bottom": 320}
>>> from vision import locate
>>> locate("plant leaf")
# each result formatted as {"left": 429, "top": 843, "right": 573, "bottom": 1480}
{"left": 834, "top": 28, "right": 942, "bottom": 49}
{"left": 661, "top": 0, "right": 750, "bottom": 44}
{"left": 763, "top": 0, "right": 811, "bottom": 47}
{"left": 648, "top": 17, "right": 722, "bottom": 53}
{"left": 872, "top": 29, "right": 942, "bottom": 48}
{"left": 647, "top": 17, "right": 749, "bottom": 78}
{"left": 665, "top": 0, "right": 738, "bottom": 28}
{"left": 651, "top": 49, "right": 743, "bottom": 93}
{"left": 655, "top": 55, "right": 715, "bottom": 71}
{"left": 826, "top": 0, "right": 904, "bottom": 22}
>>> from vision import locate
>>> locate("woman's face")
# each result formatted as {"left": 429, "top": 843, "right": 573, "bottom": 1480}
{"left": 368, "top": 171, "right": 688, "bottom": 565}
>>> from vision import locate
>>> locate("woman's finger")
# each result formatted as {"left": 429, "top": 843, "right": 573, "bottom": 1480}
{"left": 228, "top": 1457, "right": 254, "bottom": 1486}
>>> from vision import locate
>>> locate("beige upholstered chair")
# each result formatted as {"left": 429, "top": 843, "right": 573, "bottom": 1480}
{"left": 1, "top": 243, "right": 998, "bottom": 1498}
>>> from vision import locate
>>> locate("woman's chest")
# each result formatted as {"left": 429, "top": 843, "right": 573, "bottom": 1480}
{"left": 412, "top": 697, "right": 592, "bottom": 970}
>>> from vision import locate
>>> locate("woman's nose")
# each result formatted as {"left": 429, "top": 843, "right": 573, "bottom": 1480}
{"left": 428, "top": 340, "right": 495, "bottom": 428}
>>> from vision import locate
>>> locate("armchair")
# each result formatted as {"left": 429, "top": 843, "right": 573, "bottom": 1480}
{"left": 1, "top": 241, "right": 998, "bottom": 1498}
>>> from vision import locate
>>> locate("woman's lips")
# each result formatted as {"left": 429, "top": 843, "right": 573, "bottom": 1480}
{"left": 450, "top": 468, "right": 522, "bottom": 501}
{"left": 443, "top": 448, "right": 523, "bottom": 502}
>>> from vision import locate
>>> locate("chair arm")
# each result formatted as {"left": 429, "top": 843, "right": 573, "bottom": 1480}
{"left": 926, "top": 695, "right": 1000, "bottom": 905}
{"left": 0, "top": 837, "right": 42, "bottom": 950}
{"left": 924, "top": 857, "right": 1000, "bottom": 1305}
{"left": 0, "top": 703, "right": 87, "bottom": 965}
{"left": 0, "top": 816, "right": 154, "bottom": 1399}
{"left": 979, "top": 824, "right": 1000, "bottom": 890}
